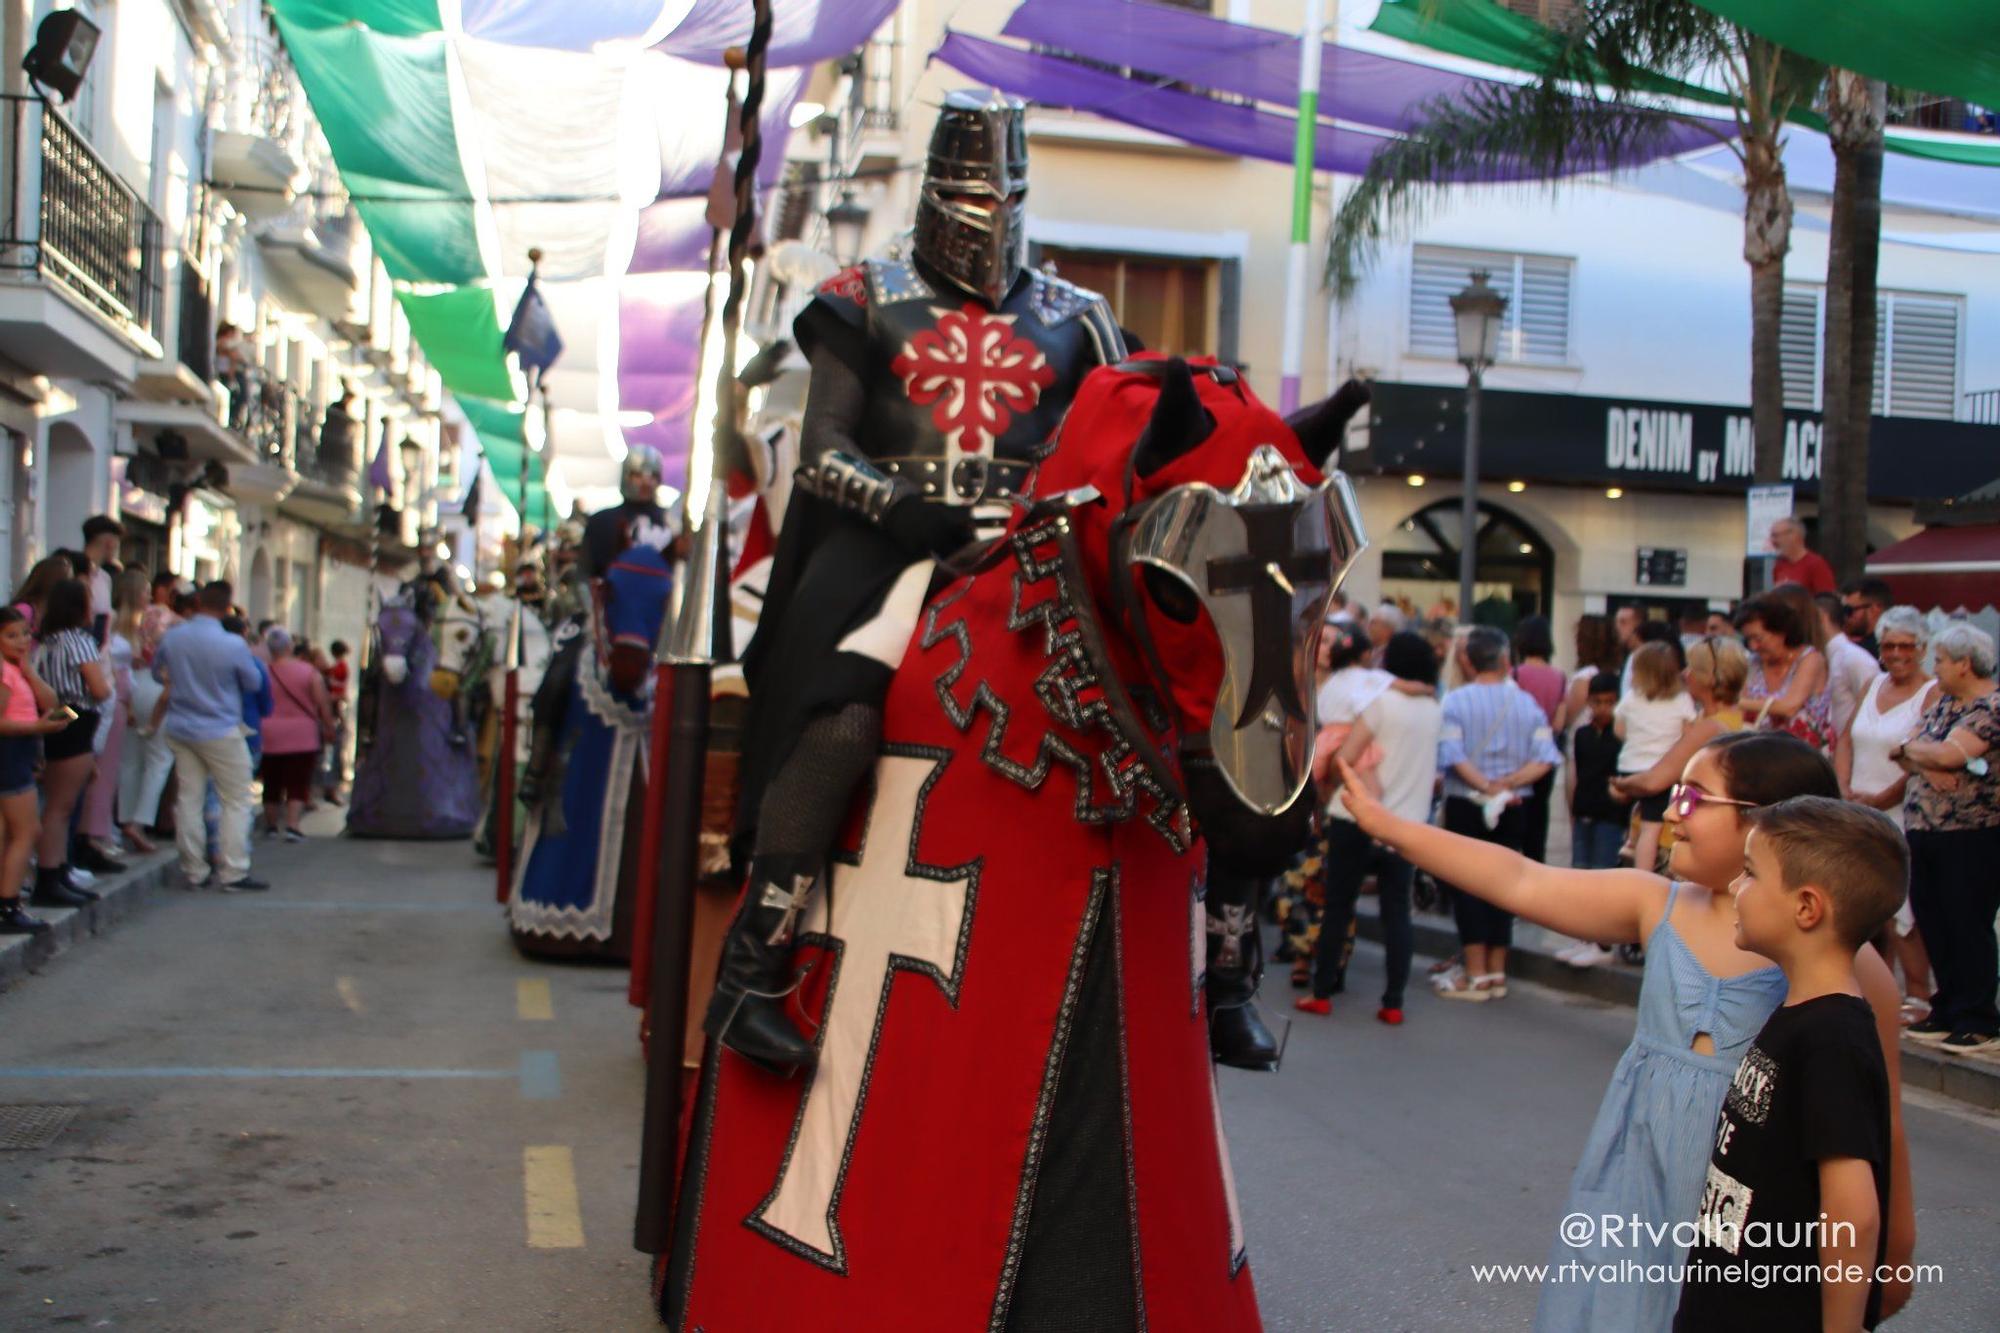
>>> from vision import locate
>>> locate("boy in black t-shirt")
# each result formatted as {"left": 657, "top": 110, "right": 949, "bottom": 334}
{"left": 1567, "top": 672, "right": 1629, "bottom": 871}
{"left": 1676, "top": 796, "right": 1907, "bottom": 1332}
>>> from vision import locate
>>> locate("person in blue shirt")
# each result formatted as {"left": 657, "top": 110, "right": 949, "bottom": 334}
{"left": 152, "top": 581, "right": 269, "bottom": 891}
{"left": 203, "top": 615, "right": 271, "bottom": 871}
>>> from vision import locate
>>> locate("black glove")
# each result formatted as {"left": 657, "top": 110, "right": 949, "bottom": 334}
{"left": 882, "top": 493, "right": 978, "bottom": 560}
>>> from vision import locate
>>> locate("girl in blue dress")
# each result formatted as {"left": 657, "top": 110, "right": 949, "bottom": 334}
{"left": 1336, "top": 731, "right": 1915, "bottom": 1330}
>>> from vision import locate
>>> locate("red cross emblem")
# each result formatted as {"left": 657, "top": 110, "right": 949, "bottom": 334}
{"left": 891, "top": 304, "right": 1056, "bottom": 454}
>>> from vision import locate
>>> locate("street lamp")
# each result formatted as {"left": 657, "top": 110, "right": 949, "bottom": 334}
{"left": 1449, "top": 270, "right": 1507, "bottom": 624}
{"left": 825, "top": 189, "right": 870, "bottom": 266}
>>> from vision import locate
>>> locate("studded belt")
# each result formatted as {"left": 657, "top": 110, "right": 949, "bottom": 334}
{"left": 876, "top": 455, "right": 1033, "bottom": 505}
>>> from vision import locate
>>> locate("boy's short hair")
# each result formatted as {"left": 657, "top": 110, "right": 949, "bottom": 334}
{"left": 1587, "top": 671, "right": 1621, "bottom": 698}
{"left": 198, "top": 580, "right": 233, "bottom": 613}
{"left": 1749, "top": 796, "right": 1908, "bottom": 949}
{"left": 82, "top": 515, "right": 123, "bottom": 542}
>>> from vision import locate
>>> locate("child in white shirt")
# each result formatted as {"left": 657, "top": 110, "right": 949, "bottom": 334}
{"left": 1613, "top": 641, "right": 1698, "bottom": 872}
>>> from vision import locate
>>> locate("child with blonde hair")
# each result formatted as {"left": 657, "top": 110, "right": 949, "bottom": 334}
{"left": 1616, "top": 641, "right": 1698, "bottom": 872}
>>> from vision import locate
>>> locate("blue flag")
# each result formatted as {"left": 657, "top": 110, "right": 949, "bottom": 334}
{"left": 503, "top": 275, "right": 564, "bottom": 390}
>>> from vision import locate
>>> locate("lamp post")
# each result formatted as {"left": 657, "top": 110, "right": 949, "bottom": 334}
{"left": 1449, "top": 270, "right": 1506, "bottom": 623}
{"left": 825, "top": 188, "right": 870, "bottom": 266}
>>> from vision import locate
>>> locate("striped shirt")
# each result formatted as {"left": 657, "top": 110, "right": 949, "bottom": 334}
{"left": 1438, "top": 679, "right": 1561, "bottom": 800}
{"left": 35, "top": 627, "right": 99, "bottom": 711}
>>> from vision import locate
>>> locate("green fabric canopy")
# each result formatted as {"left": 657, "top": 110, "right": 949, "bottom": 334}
{"left": 1687, "top": 0, "right": 1999, "bottom": 110}
{"left": 273, "top": 13, "right": 486, "bottom": 284}
{"left": 397, "top": 289, "right": 517, "bottom": 401}
{"left": 1371, "top": 0, "right": 2000, "bottom": 167}
{"left": 275, "top": 0, "right": 441, "bottom": 36}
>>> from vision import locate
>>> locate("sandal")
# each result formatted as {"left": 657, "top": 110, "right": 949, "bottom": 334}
{"left": 1434, "top": 971, "right": 1491, "bottom": 1003}
{"left": 1473, "top": 973, "right": 1508, "bottom": 1000}
{"left": 1899, "top": 997, "right": 1932, "bottom": 1027}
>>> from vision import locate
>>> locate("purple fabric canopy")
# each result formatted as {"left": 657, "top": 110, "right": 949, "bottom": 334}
{"left": 462, "top": 0, "right": 673, "bottom": 49}
{"left": 656, "top": 0, "right": 902, "bottom": 67}
{"left": 947, "top": 0, "right": 1728, "bottom": 175}
{"left": 630, "top": 198, "right": 715, "bottom": 274}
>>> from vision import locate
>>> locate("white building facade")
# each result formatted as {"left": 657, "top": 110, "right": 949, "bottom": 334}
{"left": 0, "top": 0, "right": 445, "bottom": 649}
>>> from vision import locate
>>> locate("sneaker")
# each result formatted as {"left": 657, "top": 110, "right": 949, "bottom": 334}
{"left": 283, "top": 828, "right": 306, "bottom": 844}
{"left": 176, "top": 870, "right": 212, "bottom": 891}
{"left": 218, "top": 876, "right": 271, "bottom": 894}
{"left": 63, "top": 864, "right": 96, "bottom": 890}
{"left": 1941, "top": 1031, "right": 2000, "bottom": 1055}
{"left": 1376, "top": 1007, "right": 1404, "bottom": 1026}
{"left": 1293, "top": 996, "right": 1331, "bottom": 1017}
{"left": 0, "top": 901, "right": 49, "bottom": 934}
{"left": 1906, "top": 1017, "right": 1954, "bottom": 1044}
{"left": 1565, "top": 945, "right": 1617, "bottom": 969}
{"left": 263, "top": 825, "right": 280, "bottom": 840}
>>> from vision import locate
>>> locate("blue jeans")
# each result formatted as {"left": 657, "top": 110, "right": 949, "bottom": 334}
{"left": 1572, "top": 816, "right": 1627, "bottom": 871}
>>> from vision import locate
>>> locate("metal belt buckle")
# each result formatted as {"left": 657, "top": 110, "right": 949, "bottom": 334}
{"left": 950, "top": 454, "right": 990, "bottom": 503}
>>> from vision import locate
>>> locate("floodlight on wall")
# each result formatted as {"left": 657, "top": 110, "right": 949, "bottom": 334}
{"left": 23, "top": 10, "right": 101, "bottom": 105}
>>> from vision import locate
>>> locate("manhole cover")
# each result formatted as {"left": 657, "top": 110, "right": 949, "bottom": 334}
{"left": 0, "top": 1104, "right": 81, "bottom": 1149}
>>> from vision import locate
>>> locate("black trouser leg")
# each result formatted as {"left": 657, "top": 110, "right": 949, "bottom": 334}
{"left": 1313, "top": 819, "right": 1373, "bottom": 1001}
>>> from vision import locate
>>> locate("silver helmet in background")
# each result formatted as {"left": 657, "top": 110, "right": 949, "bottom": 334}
{"left": 621, "top": 442, "right": 665, "bottom": 502}
{"left": 913, "top": 90, "right": 1029, "bottom": 308}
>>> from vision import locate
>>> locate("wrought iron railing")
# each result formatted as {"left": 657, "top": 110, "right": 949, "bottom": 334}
{"left": 0, "top": 95, "right": 162, "bottom": 332}
{"left": 239, "top": 374, "right": 292, "bottom": 466}
{"left": 1967, "top": 389, "right": 2000, "bottom": 425}
{"left": 177, "top": 257, "right": 212, "bottom": 381}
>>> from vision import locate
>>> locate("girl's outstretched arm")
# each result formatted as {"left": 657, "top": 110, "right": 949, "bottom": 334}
{"left": 1335, "top": 757, "right": 1665, "bottom": 945}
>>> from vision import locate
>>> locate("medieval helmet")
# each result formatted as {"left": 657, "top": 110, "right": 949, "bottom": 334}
{"left": 913, "top": 90, "right": 1029, "bottom": 308}
{"left": 622, "top": 443, "right": 665, "bottom": 502}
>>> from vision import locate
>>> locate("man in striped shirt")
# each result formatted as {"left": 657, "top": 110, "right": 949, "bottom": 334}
{"left": 1434, "top": 625, "right": 1561, "bottom": 1001}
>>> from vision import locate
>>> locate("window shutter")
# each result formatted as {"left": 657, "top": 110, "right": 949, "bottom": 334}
{"left": 1779, "top": 285, "right": 1820, "bottom": 411}
{"left": 1884, "top": 294, "right": 1959, "bottom": 419}
{"left": 1408, "top": 246, "right": 1568, "bottom": 365}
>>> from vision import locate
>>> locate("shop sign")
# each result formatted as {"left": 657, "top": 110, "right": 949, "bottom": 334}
{"left": 1635, "top": 547, "right": 1688, "bottom": 587}
{"left": 1366, "top": 383, "right": 1997, "bottom": 501}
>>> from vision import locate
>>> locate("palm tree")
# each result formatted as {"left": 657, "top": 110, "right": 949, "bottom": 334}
{"left": 1327, "top": 0, "right": 1822, "bottom": 483}
{"left": 1816, "top": 71, "right": 1885, "bottom": 582}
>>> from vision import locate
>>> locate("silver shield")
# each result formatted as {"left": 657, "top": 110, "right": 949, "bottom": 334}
{"left": 1127, "top": 445, "right": 1368, "bottom": 815}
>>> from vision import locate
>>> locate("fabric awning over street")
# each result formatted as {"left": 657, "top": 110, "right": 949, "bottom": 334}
{"left": 1866, "top": 524, "right": 2000, "bottom": 615}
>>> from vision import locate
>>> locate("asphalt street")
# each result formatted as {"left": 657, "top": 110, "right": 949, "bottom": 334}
{"left": 2, "top": 817, "right": 1998, "bottom": 1331}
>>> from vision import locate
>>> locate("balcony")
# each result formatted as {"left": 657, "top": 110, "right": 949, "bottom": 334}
{"left": 133, "top": 252, "right": 217, "bottom": 402}
{"left": 257, "top": 198, "right": 364, "bottom": 323}
{"left": 213, "top": 34, "right": 305, "bottom": 220}
{"left": 273, "top": 386, "right": 365, "bottom": 528}
{"left": 0, "top": 95, "right": 163, "bottom": 382}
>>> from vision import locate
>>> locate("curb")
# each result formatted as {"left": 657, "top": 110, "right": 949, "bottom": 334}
{"left": 1354, "top": 907, "right": 2000, "bottom": 1114}
{"left": 0, "top": 850, "right": 178, "bottom": 994}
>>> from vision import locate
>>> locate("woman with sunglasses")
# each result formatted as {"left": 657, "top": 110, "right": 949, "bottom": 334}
{"left": 1837, "top": 606, "right": 1938, "bottom": 1025}
{"left": 1333, "top": 731, "right": 1915, "bottom": 1331}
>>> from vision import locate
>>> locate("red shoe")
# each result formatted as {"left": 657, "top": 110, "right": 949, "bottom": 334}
{"left": 1376, "top": 1007, "right": 1404, "bottom": 1026}
{"left": 1294, "top": 996, "right": 1331, "bottom": 1016}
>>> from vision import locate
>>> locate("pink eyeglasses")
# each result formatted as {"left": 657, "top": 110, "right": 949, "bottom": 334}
{"left": 1667, "top": 783, "right": 1757, "bottom": 820}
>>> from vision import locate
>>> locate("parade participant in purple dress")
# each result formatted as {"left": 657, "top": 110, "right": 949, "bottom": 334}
{"left": 346, "top": 588, "right": 481, "bottom": 840}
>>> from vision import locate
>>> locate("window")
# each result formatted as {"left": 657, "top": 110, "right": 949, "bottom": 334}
{"left": 1409, "top": 246, "right": 1573, "bottom": 366}
{"left": 1778, "top": 285, "right": 1963, "bottom": 420}
{"left": 1040, "top": 247, "right": 1218, "bottom": 357}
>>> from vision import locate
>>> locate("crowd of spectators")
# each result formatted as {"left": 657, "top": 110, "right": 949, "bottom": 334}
{"left": 0, "top": 516, "right": 353, "bottom": 937}
{"left": 1284, "top": 518, "right": 2000, "bottom": 1056}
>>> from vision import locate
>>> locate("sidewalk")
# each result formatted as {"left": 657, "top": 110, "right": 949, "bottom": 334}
{"left": 1353, "top": 901, "right": 2000, "bottom": 1113}
{"left": 0, "top": 850, "right": 177, "bottom": 993}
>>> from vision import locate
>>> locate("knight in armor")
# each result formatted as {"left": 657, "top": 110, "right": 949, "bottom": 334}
{"left": 582, "top": 444, "right": 678, "bottom": 577}
{"left": 705, "top": 92, "right": 1128, "bottom": 1073}
{"left": 507, "top": 446, "right": 676, "bottom": 961}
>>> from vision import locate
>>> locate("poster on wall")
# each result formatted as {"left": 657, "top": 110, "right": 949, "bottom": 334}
{"left": 1745, "top": 485, "right": 1794, "bottom": 558}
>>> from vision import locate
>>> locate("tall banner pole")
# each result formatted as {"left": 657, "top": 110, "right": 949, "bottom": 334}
{"left": 629, "top": 226, "right": 723, "bottom": 1010}
{"left": 1278, "top": 0, "right": 1325, "bottom": 415}
{"left": 634, "top": 2, "right": 770, "bottom": 1257}
{"left": 496, "top": 248, "right": 543, "bottom": 904}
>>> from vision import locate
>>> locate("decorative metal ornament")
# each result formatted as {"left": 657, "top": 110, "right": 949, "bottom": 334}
{"left": 1126, "top": 446, "right": 1368, "bottom": 815}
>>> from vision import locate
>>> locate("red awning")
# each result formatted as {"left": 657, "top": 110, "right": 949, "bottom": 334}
{"left": 1867, "top": 523, "right": 2000, "bottom": 613}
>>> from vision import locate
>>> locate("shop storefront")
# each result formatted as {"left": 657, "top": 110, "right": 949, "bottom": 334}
{"left": 1338, "top": 383, "right": 1998, "bottom": 661}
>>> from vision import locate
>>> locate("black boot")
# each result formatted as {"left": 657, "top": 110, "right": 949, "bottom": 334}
{"left": 0, "top": 899, "right": 49, "bottom": 934}
{"left": 72, "top": 840, "right": 126, "bottom": 875}
{"left": 29, "top": 868, "right": 90, "bottom": 909}
{"left": 703, "top": 857, "right": 818, "bottom": 1077}
{"left": 1206, "top": 901, "right": 1281, "bottom": 1072}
